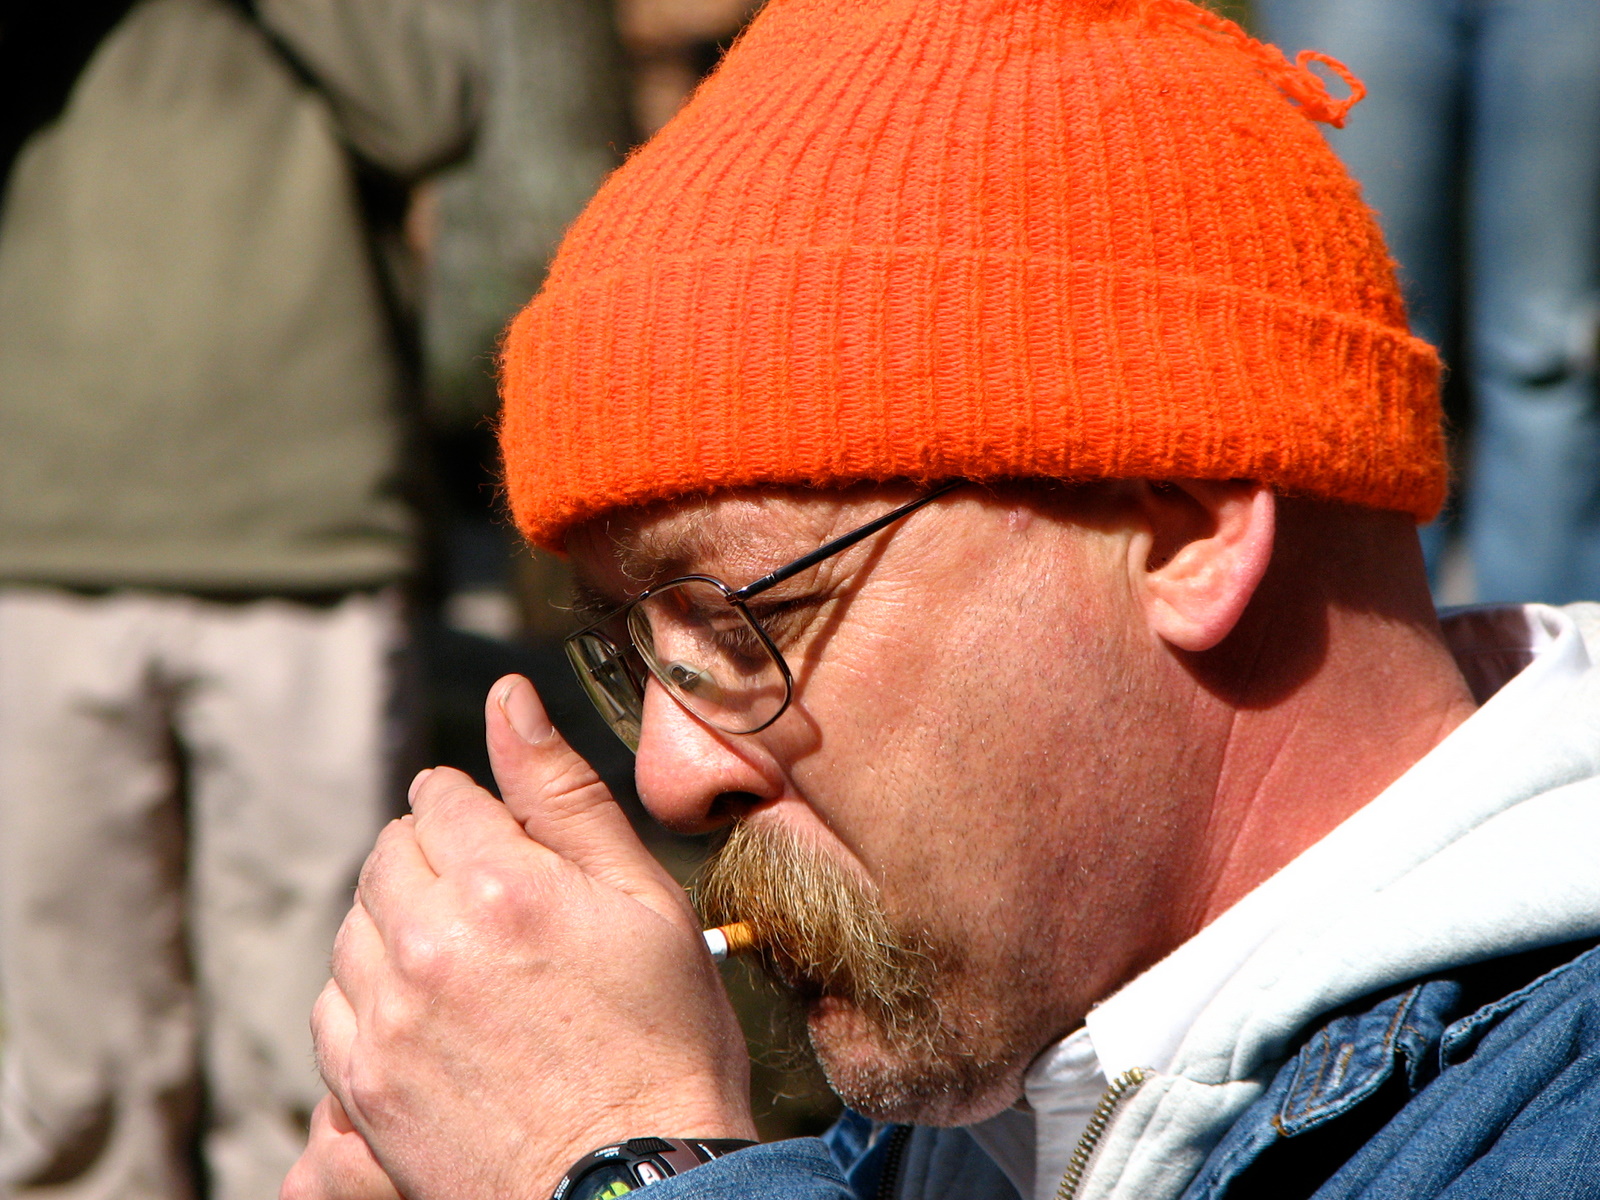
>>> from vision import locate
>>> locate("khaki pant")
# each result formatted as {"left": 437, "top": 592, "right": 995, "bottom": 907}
{"left": 0, "top": 588, "right": 402, "bottom": 1200}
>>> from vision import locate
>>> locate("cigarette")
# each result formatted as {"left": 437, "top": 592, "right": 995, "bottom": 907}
{"left": 702, "top": 922, "right": 757, "bottom": 963}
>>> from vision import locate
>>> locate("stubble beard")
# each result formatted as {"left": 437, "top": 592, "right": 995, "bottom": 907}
{"left": 695, "top": 820, "right": 1020, "bottom": 1125}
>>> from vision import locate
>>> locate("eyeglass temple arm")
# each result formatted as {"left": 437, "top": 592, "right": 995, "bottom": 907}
{"left": 731, "top": 481, "right": 965, "bottom": 602}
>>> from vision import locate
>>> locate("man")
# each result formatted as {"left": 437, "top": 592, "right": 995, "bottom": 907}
{"left": 287, "top": 1, "right": 1600, "bottom": 1198}
{"left": 0, "top": 3, "right": 479, "bottom": 1198}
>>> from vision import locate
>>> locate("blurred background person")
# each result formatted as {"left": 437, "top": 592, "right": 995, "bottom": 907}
{"left": 0, "top": 3, "right": 481, "bottom": 1198}
{"left": 613, "top": 0, "right": 761, "bottom": 136}
{"left": 418, "top": 0, "right": 629, "bottom": 653}
{"left": 1256, "top": 0, "right": 1600, "bottom": 604}
{"left": 412, "top": 0, "right": 630, "bottom": 768}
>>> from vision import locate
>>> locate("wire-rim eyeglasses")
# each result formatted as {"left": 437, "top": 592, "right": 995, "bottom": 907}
{"left": 564, "top": 482, "right": 964, "bottom": 751}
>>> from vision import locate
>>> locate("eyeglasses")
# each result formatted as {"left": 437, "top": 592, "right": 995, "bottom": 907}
{"left": 565, "top": 482, "right": 963, "bottom": 751}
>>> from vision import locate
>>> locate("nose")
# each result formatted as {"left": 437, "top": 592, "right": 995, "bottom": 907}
{"left": 633, "top": 678, "right": 779, "bottom": 834}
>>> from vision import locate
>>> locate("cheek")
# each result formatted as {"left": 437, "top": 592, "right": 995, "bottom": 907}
{"left": 773, "top": 524, "right": 1149, "bottom": 925}
{"left": 784, "top": 618, "right": 1080, "bottom": 924}
{"left": 783, "top": 572, "right": 1154, "bottom": 958}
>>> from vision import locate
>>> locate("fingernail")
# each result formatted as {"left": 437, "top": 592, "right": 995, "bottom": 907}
{"left": 499, "top": 676, "right": 553, "bottom": 744}
{"left": 407, "top": 768, "right": 433, "bottom": 806}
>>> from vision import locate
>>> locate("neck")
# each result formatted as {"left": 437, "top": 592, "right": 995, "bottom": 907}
{"left": 1174, "top": 504, "right": 1479, "bottom": 934}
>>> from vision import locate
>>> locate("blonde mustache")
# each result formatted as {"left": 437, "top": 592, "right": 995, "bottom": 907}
{"left": 693, "top": 820, "right": 942, "bottom": 1048}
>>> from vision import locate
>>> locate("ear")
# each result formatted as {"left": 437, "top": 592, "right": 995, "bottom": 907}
{"left": 1128, "top": 481, "right": 1275, "bottom": 652}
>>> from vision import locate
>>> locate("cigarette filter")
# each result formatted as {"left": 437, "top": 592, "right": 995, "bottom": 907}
{"left": 702, "top": 922, "right": 756, "bottom": 963}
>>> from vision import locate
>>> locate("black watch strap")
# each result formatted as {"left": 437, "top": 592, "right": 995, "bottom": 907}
{"left": 553, "top": 1136, "right": 758, "bottom": 1200}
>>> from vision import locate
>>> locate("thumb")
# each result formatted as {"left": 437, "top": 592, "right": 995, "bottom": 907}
{"left": 486, "top": 674, "right": 680, "bottom": 902}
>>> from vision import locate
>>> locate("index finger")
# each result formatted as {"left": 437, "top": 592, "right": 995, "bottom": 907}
{"left": 281, "top": 1094, "right": 402, "bottom": 1200}
{"left": 355, "top": 794, "right": 550, "bottom": 943}
{"left": 354, "top": 815, "right": 431, "bottom": 917}
{"left": 405, "top": 765, "right": 555, "bottom": 877}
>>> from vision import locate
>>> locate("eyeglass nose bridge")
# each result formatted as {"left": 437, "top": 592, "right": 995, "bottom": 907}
{"left": 663, "top": 659, "right": 716, "bottom": 694}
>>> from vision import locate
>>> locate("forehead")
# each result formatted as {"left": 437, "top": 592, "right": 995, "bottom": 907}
{"left": 564, "top": 485, "right": 925, "bottom": 599}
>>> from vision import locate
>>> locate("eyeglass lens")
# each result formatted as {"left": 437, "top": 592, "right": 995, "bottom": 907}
{"left": 627, "top": 580, "right": 789, "bottom": 736}
{"left": 564, "top": 632, "right": 645, "bottom": 751}
{"left": 567, "top": 580, "right": 791, "bottom": 751}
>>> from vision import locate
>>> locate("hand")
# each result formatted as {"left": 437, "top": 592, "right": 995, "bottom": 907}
{"left": 296, "top": 675, "right": 755, "bottom": 1200}
{"left": 281, "top": 1095, "right": 401, "bottom": 1200}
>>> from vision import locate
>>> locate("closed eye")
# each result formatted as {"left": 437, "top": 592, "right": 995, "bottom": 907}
{"left": 743, "top": 593, "right": 830, "bottom": 648}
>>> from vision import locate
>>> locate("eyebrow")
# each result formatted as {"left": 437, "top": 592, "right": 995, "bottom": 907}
{"left": 568, "top": 529, "right": 712, "bottom": 626}
{"left": 575, "top": 507, "right": 731, "bottom": 599}
{"left": 569, "top": 578, "right": 617, "bottom": 627}
{"left": 572, "top": 485, "right": 962, "bottom": 631}
{"left": 612, "top": 518, "right": 722, "bottom": 583}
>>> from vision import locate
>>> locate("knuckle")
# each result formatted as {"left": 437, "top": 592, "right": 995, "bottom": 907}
{"left": 367, "top": 987, "right": 423, "bottom": 1048}
{"left": 389, "top": 922, "right": 451, "bottom": 983}
{"left": 309, "top": 981, "right": 340, "bottom": 1040}
{"left": 330, "top": 913, "right": 359, "bottom": 972}
{"left": 343, "top": 1056, "right": 401, "bottom": 1129}
{"left": 358, "top": 820, "right": 408, "bottom": 887}
{"left": 461, "top": 862, "right": 515, "bottom": 910}
{"left": 457, "top": 861, "right": 541, "bottom": 929}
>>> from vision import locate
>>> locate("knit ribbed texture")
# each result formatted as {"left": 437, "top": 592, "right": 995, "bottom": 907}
{"left": 500, "top": 0, "right": 1446, "bottom": 550}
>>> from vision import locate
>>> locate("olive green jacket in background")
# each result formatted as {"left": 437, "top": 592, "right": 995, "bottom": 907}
{"left": 0, "top": 0, "right": 482, "bottom": 591}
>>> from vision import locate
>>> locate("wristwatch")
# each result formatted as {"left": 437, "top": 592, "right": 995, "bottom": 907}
{"left": 552, "top": 1137, "right": 758, "bottom": 1200}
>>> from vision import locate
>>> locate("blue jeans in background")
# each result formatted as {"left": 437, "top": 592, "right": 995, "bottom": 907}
{"left": 1255, "top": 0, "right": 1600, "bottom": 604}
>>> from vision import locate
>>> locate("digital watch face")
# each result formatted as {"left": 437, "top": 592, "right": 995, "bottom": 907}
{"left": 570, "top": 1162, "right": 641, "bottom": 1200}
{"left": 566, "top": 1153, "right": 675, "bottom": 1200}
{"left": 553, "top": 1138, "right": 756, "bottom": 1200}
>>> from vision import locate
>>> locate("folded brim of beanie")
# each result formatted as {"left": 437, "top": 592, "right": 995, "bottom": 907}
{"left": 502, "top": 247, "right": 1441, "bottom": 549}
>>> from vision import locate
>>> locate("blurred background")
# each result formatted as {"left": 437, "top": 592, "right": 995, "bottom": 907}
{"left": 1, "top": 0, "right": 1596, "bottom": 1196}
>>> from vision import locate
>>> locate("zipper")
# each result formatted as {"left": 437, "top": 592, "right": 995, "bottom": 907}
{"left": 874, "top": 1124, "right": 913, "bottom": 1200}
{"left": 1053, "top": 1067, "right": 1149, "bottom": 1200}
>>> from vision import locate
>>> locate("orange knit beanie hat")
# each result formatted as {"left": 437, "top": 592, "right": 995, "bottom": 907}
{"left": 500, "top": 0, "right": 1445, "bottom": 551}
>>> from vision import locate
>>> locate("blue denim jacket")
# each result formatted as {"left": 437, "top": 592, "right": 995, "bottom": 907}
{"left": 640, "top": 940, "right": 1600, "bottom": 1200}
